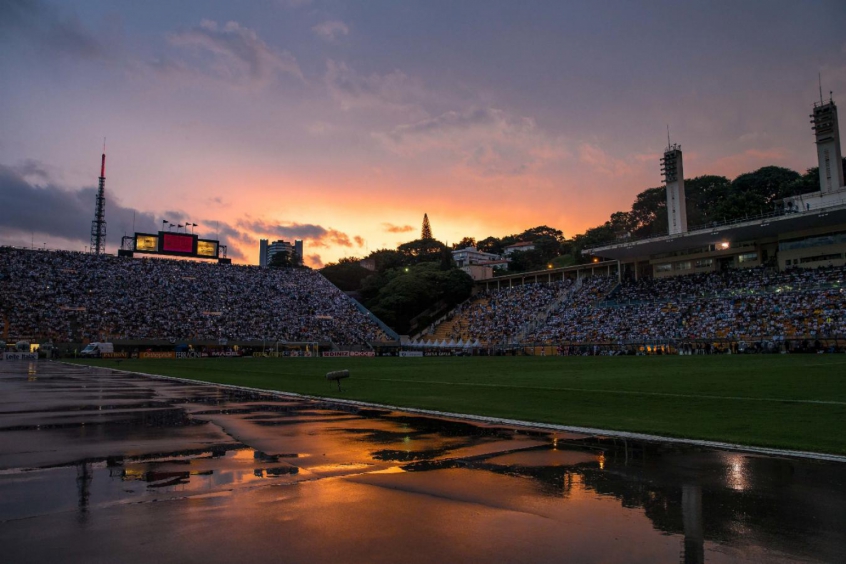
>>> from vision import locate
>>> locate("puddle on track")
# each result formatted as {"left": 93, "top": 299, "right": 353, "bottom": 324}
{"left": 0, "top": 361, "right": 844, "bottom": 563}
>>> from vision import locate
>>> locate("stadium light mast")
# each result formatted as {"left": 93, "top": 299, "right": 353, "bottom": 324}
{"left": 811, "top": 84, "right": 844, "bottom": 193}
{"left": 660, "top": 129, "right": 688, "bottom": 235}
{"left": 90, "top": 141, "right": 107, "bottom": 254}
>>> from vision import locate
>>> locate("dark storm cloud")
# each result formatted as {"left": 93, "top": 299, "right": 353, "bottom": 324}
{"left": 211, "top": 223, "right": 254, "bottom": 261}
{"left": 0, "top": 164, "right": 250, "bottom": 261}
{"left": 14, "top": 159, "right": 51, "bottom": 181}
{"left": 0, "top": 163, "right": 155, "bottom": 248}
{"left": 239, "top": 219, "right": 354, "bottom": 248}
{"left": 0, "top": 0, "right": 105, "bottom": 59}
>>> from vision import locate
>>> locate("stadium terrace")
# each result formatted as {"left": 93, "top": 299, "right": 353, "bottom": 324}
{"left": 0, "top": 248, "right": 398, "bottom": 351}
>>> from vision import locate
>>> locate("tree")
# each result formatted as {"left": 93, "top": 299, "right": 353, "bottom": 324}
{"left": 365, "top": 262, "right": 472, "bottom": 333}
{"left": 421, "top": 213, "right": 433, "bottom": 239}
{"left": 570, "top": 223, "right": 616, "bottom": 263}
{"left": 608, "top": 211, "right": 635, "bottom": 237}
{"left": 369, "top": 249, "right": 407, "bottom": 272}
{"left": 518, "top": 225, "right": 565, "bottom": 244}
{"left": 532, "top": 235, "right": 561, "bottom": 263}
{"left": 439, "top": 246, "right": 453, "bottom": 270}
{"left": 685, "top": 175, "right": 731, "bottom": 227}
{"left": 321, "top": 258, "right": 372, "bottom": 291}
{"left": 477, "top": 236, "right": 503, "bottom": 254}
{"left": 629, "top": 186, "right": 667, "bottom": 237}
{"left": 714, "top": 166, "right": 801, "bottom": 221}
{"left": 397, "top": 238, "right": 446, "bottom": 263}
{"left": 783, "top": 167, "right": 820, "bottom": 198}
{"left": 268, "top": 250, "right": 293, "bottom": 268}
{"left": 453, "top": 236, "right": 476, "bottom": 249}
{"left": 506, "top": 249, "right": 542, "bottom": 273}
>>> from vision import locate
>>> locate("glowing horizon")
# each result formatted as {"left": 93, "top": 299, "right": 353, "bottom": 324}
{"left": 2, "top": 1, "right": 844, "bottom": 266}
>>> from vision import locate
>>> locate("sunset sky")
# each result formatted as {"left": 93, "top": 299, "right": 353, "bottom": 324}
{"left": 2, "top": 0, "right": 845, "bottom": 266}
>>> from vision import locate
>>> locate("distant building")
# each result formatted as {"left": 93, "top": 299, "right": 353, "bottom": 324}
{"left": 459, "top": 259, "right": 511, "bottom": 281}
{"left": 461, "top": 263, "right": 493, "bottom": 281}
{"left": 503, "top": 242, "right": 535, "bottom": 255}
{"left": 259, "top": 239, "right": 294, "bottom": 267}
{"left": 294, "top": 240, "right": 304, "bottom": 263}
{"left": 451, "top": 246, "right": 500, "bottom": 267}
{"left": 268, "top": 240, "right": 293, "bottom": 263}
{"left": 259, "top": 239, "right": 268, "bottom": 267}
{"left": 359, "top": 257, "right": 377, "bottom": 271}
{"left": 477, "top": 259, "right": 510, "bottom": 271}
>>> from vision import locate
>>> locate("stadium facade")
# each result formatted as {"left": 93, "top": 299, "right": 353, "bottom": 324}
{"left": 584, "top": 96, "right": 846, "bottom": 279}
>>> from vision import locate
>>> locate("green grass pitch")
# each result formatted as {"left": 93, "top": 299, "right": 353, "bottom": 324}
{"left": 72, "top": 355, "right": 846, "bottom": 455}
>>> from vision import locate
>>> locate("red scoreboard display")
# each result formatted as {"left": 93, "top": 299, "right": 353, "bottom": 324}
{"left": 130, "top": 231, "right": 224, "bottom": 261}
{"left": 162, "top": 233, "right": 195, "bottom": 254}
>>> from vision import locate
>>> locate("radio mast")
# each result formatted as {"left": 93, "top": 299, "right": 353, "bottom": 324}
{"left": 90, "top": 141, "right": 107, "bottom": 254}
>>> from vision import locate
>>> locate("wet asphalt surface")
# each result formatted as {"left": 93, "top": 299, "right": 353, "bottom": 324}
{"left": 1, "top": 362, "right": 844, "bottom": 563}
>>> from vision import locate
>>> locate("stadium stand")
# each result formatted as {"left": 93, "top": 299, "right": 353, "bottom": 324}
{"left": 418, "top": 265, "right": 845, "bottom": 350}
{"left": 423, "top": 279, "right": 578, "bottom": 345}
{"left": 0, "top": 248, "right": 392, "bottom": 345}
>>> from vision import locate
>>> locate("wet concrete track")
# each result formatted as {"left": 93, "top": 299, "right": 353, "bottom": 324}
{"left": 1, "top": 362, "right": 844, "bottom": 563}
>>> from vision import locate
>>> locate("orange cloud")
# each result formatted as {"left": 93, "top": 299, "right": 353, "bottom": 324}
{"left": 382, "top": 223, "right": 414, "bottom": 233}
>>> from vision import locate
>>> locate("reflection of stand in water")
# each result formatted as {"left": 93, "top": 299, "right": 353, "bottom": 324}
{"left": 680, "top": 483, "right": 704, "bottom": 564}
{"left": 76, "top": 462, "right": 93, "bottom": 522}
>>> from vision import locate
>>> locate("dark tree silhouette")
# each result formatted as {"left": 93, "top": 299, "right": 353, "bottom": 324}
{"left": 421, "top": 213, "right": 433, "bottom": 240}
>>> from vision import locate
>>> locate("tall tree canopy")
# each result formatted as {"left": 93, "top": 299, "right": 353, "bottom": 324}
{"left": 453, "top": 236, "right": 476, "bottom": 249}
{"left": 421, "top": 213, "right": 433, "bottom": 239}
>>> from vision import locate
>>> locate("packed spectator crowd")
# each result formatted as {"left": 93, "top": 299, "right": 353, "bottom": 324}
{"left": 0, "top": 248, "right": 392, "bottom": 345}
{"left": 423, "top": 265, "right": 845, "bottom": 347}
{"left": 6, "top": 246, "right": 844, "bottom": 349}
{"left": 529, "top": 265, "right": 846, "bottom": 344}
{"left": 430, "top": 279, "right": 575, "bottom": 344}
{"left": 610, "top": 266, "right": 845, "bottom": 304}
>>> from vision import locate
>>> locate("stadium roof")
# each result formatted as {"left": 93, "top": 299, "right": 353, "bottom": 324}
{"left": 584, "top": 203, "right": 846, "bottom": 261}
{"left": 476, "top": 259, "right": 618, "bottom": 285}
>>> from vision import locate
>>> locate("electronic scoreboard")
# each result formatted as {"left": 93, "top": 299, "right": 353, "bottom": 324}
{"left": 120, "top": 231, "right": 229, "bottom": 263}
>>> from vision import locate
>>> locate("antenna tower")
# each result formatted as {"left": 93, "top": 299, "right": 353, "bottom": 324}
{"left": 90, "top": 140, "right": 107, "bottom": 254}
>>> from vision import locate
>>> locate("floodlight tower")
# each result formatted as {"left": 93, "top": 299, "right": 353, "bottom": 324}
{"left": 661, "top": 137, "right": 687, "bottom": 235}
{"left": 811, "top": 91, "right": 844, "bottom": 193}
{"left": 90, "top": 144, "right": 107, "bottom": 254}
